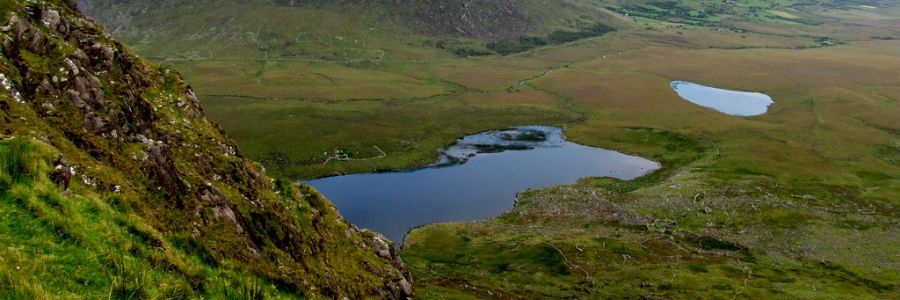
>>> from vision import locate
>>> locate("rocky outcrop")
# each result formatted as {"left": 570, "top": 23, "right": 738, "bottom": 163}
{"left": 0, "top": 1, "right": 411, "bottom": 298}
{"left": 393, "top": 0, "right": 531, "bottom": 39}
{"left": 77, "top": 0, "right": 532, "bottom": 39}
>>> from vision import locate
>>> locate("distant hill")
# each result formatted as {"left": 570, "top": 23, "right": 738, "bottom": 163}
{"left": 76, "top": 0, "right": 894, "bottom": 60}
{"left": 79, "top": 0, "right": 533, "bottom": 39}
{"left": 74, "top": 0, "right": 632, "bottom": 59}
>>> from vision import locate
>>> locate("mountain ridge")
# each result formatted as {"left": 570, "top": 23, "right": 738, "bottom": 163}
{"left": 77, "top": 0, "right": 534, "bottom": 39}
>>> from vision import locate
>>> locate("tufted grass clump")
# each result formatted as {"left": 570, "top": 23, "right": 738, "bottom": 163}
{"left": 0, "top": 137, "right": 293, "bottom": 298}
{"left": 0, "top": 138, "right": 45, "bottom": 188}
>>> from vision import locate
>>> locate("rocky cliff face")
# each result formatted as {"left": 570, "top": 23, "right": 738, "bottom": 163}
{"left": 0, "top": 0, "right": 411, "bottom": 297}
{"left": 77, "top": 0, "right": 532, "bottom": 39}
{"left": 391, "top": 0, "right": 530, "bottom": 39}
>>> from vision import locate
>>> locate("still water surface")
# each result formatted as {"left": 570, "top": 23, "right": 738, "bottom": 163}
{"left": 305, "top": 126, "right": 660, "bottom": 243}
{"left": 671, "top": 81, "right": 774, "bottom": 116}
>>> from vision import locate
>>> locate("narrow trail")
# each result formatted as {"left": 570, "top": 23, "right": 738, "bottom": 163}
{"left": 546, "top": 242, "right": 592, "bottom": 280}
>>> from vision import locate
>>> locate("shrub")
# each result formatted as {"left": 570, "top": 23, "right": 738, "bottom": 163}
{"left": 487, "top": 22, "right": 616, "bottom": 55}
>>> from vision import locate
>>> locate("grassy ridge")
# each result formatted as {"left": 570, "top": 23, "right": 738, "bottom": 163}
{"left": 1, "top": 1, "right": 412, "bottom": 297}
{"left": 1, "top": 138, "right": 289, "bottom": 298}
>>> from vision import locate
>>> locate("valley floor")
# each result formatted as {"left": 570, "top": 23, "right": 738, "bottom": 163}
{"left": 80, "top": 1, "right": 900, "bottom": 298}
{"left": 204, "top": 33, "right": 900, "bottom": 299}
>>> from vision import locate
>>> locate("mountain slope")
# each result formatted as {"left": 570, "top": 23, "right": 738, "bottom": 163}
{"left": 18, "top": 0, "right": 900, "bottom": 298}
{"left": 73, "top": 0, "right": 632, "bottom": 60}
{"left": 76, "top": 0, "right": 891, "bottom": 61}
{"left": 79, "top": 0, "right": 534, "bottom": 39}
{"left": 0, "top": 0, "right": 412, "bottom": 298}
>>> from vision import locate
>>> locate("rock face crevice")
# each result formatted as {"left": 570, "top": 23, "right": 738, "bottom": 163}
{"left": 0, "top": 1, "right": 412, "bottom": 298}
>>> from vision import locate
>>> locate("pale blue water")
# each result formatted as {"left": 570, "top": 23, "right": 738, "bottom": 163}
{"left": 305, "top": 126, "right": 660, "bottom": 243}
{"left": 671, "top": 81, "right": 774, "bottom": 116}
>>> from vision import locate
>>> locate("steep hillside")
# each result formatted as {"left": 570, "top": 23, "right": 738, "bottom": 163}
{"left": 0, "top": 0, "right": 412, "bottom": 298}
{"left": 69, "top": 0, "right": 900, "bottom": 181}
{"left": 73, "top": 0, "right": 630, "bottom": 60}
{"left": 79, "top": 0, "right": 533, "bottom": 39}
{"left": 57, "top": 0, "right": 900, "bottom": 298}
{"left": 388, "top": 0, "right": 531, "bottom": 39}
{"left": 75, "top": 0, "right": 891, "bottom": 60}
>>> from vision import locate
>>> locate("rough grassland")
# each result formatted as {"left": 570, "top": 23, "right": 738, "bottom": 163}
{"left": 1, "top": 1, "right": 412, "bottom": 297}
{"left": 1, "top": 138, "right": 296, "bottom": 298}
{"left": 401, "top": 39, "right": 899, "bottom": 298}
{"left": 196, "top": 28, "right": 900, "bottom": 300}
{"left": 157, "top": 4, "right": 900, "bottom": 297}
{"left": 69, "top": 0, "right": 900, "bottom": 298}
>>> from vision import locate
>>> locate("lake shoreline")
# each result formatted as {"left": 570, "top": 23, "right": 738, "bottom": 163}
{"left": 306, "top": 125, "right": 661, "bottom": 243}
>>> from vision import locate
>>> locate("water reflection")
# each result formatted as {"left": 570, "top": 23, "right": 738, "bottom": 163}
{"left": 671, "top": 81, "right": 774, "bottom": 116}
{"left": 306, "top": 126, "right": 660, "bottom": 243}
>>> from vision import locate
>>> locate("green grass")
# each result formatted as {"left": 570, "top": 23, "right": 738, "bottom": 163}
{"left": 0, "top": 138, "right": 40, "bottom": 187}
{"left": 36, "top": 0, "right": 900, "bottom": 297}
{"left": 402, "top": 164, "right": 898, "bottom": 298}
{"left": 97, "top": 4, "right": 900, "bottom": 296}
{"left": 1, "top": 2, "right": 416, "bottom": 296}
{"left": 0, "top": 138, "right": 300, "bottom": 299}
{"left": 394, "top": 21, "right": 899, "bottom": 297}
{"left": 201, "top": 92, "right": 578, "bottom": 178}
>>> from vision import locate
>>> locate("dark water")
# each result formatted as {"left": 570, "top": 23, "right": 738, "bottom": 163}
{"left": 671, "top": 81, "right": 774, "bottom": 116}
{"left": 305, "top": 126, "right": 660, "bottom": 243}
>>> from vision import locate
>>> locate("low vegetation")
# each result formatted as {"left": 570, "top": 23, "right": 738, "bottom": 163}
{"left": 1, "top": 1, "right": 411, "bottom": 297}
{"left": 5, "top": 0, "right": 899, "bottom": 298}
{"left": 0, "top": 138, "right": 287, "bottom": 298}
{"left": 486, "top": 22, "right": 617, "bottom": 55}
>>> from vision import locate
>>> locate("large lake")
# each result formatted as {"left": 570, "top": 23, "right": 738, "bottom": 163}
{"left": 305, "top": 126, "right": 660, "bottom": 243}
{"left": 671, "top": 81, "right": 774, "bottom": 116}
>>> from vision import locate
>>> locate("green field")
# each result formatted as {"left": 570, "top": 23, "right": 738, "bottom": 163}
{"left": 30, "top": 0, "right": 900, "bottom": 297}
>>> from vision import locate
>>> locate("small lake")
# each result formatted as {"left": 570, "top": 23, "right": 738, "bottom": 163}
{"left": 670, "top": 81, "right": 774, "bottom": 116}
{"left": 305, "top": 126, "right": 660, "bottom": 243}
